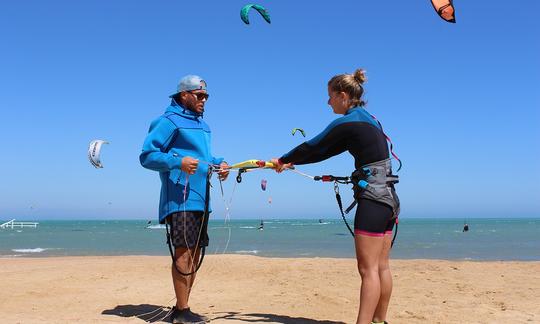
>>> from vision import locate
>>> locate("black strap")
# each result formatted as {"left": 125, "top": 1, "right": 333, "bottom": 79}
{"left": 334, "top": 185, "right": 355, "bottom": 237}
{"left": 391, "top": 221, "right": 398, "bottom": 248}
{"left": 166, "top": 170, "right": 212, "bottom": 276}
{"left": 165, "top": 222, "right": 205, "bottom": 276}
{"left": 344, "top": 200, "right": 358, "bottom": 214}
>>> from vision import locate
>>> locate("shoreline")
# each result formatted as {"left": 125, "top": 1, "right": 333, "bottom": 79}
{"left": 3, "top": 254, "right": 540, "bottom": 262}
{"left": 2, "top": 253, "right": 539, "bottom": 262}
{"left": 1, "top": 255, "right": 538, "bottom": 323}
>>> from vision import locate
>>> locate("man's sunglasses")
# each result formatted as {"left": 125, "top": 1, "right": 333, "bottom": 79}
{"left": 190, "top": 92, "right": 209, "bottom": 101}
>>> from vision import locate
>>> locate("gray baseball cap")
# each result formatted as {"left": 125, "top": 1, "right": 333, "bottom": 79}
{"left": 169, "top": 75, "right": 207, "bottom": 98}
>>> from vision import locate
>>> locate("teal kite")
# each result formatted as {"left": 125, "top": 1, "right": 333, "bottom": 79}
{"left": 240, "top": 4, "right": 271, "bottom": 25}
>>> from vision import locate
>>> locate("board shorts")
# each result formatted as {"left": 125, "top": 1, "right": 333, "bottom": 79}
{"left": 354, "top": 198, "right": 395, "bottom": 237}
{"left": 166, "top": 211, "right": 209, "bottom": 248}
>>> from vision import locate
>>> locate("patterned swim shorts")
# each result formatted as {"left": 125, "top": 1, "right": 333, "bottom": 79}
{"left": 166, "top": 211, "right": 209, "bottom": 248}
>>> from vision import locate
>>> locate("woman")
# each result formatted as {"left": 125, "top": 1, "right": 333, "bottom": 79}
{"left": 272, "top": 69, "right": 400, "bottom": 324}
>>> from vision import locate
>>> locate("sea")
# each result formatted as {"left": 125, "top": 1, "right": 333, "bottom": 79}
{"left": 1, "top": 218, "right": 539, "bottom": 261}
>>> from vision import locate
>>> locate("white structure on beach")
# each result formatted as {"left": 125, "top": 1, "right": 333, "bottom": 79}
{"left": 0, "top": 219, "right": 39, "bottom": 229}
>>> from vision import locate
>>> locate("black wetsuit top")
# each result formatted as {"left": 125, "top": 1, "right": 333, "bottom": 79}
{"left": 280, "top": 107, "right": 389, "bottom": 168}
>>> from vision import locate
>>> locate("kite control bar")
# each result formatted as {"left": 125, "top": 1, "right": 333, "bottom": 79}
{"left": 228, "top": 160, "right": 277, "bottom": 183}
{"left": 226, "top": 159, "right": 304, "bottom": 183}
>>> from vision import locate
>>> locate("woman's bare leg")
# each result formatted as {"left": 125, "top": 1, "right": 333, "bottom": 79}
{"left": 372, "top": 234, "right": 393, "bottom": 323}
{"left": 355, "top": 234, "right": 385, "bottom": 324}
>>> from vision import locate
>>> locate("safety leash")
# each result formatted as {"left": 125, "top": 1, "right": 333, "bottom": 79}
{"left": 165, "top": 170, "right": 212, "bottom": 276}
{"left": 313, "top": 175, "right": 355, "bottom": 237}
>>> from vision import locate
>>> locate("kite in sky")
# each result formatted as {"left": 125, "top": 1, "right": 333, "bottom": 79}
{"left": 430, "top": 0, "right": 456, "bottom": 23}
{"left": 240, "top": 4, "right": 271, "bottom": 25}
{"left": 292, "top": 128, "right": 306, "bottom": 137}
{"left": 88, "top": 140, "right": 109, "bottom": 168}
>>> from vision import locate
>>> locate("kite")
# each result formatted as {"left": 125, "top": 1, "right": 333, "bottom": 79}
{"left": 430, "top": 0, "right": 456, "bottom": 23}
{"left": 240, "top": 4, "right": 271, "bottom": 25}
{"left": 261, "top": 179, "right": 267, "bottom": 191}
{"left": 292, "top": 128, "right": 306, "bottom": 137}
{"left": 88, "top": 139, "right": 109, "bottom": 168}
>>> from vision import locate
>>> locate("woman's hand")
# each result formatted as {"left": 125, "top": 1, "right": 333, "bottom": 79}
{"left": 270, "top": 158, "right": 293, "bottom": 173}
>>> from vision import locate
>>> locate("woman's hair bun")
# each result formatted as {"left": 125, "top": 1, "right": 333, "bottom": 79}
{"left": 353, "top": 69, "right": 367, "bottom": 84}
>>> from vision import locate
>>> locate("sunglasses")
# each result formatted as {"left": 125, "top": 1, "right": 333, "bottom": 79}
{"left": 190, "top": 92, "right": 209, "bottom": 101}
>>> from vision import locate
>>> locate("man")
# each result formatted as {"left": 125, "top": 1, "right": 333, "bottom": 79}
{"left": 140, "top": 75, "right": 229, "bottom": 323}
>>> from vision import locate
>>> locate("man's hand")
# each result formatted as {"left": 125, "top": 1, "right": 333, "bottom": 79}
{"left": 181, "top": 157, "right": 199, "bottom": 175}
{"left": 218, "top": 162, "right": 230, "bottom": 181}
{"left": 270, "top": 158, "right": 293, "bottom": 173}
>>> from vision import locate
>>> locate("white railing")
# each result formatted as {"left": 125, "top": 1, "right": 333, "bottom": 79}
{"left": 0, "top": 219, "right": 39, "bottom": 229}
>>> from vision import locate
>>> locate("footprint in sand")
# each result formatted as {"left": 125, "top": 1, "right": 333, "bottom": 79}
{"left": 404, "top": 310, "right": 427, "bottom": 320}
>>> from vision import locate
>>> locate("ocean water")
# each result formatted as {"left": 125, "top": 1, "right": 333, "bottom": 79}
{"left": 0, "top": 218, "right": 539, "bottom": 260}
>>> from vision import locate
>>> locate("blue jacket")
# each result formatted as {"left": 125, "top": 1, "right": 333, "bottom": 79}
{"left": 140, "top": 100, "right": 224, "bottom": 222}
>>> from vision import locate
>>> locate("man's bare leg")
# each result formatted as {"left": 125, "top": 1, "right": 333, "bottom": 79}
{"left": 171, "top": 247, "right": 200, "bottom": 309}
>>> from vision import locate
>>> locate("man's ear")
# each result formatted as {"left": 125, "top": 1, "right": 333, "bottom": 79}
{"left": 177, "top": 92, "right": 187, "bottom": 104}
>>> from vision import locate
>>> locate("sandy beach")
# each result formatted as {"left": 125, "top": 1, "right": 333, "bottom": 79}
{"left": 0, "top": 255, "right": 538, "bottom": 323}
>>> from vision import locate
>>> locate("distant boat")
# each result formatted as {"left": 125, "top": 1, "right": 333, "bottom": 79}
{"left": 0, "top": 219, "right": 39, "bottom": 229}
{"left": 145, "top": 220, "right": 165, "bottom": 229}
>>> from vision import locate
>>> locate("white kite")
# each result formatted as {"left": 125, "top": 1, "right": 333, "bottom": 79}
{"left": 88, "top": 139, "right": 109, "bottom": 168}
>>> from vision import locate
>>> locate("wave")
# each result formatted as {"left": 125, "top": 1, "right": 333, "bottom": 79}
{"left": 291, "top": 222, "right": 332, "bottom": 226}
{"left": 234, "top": 250, "right": 258, "bottom": 254}
{"left": 146, "top": 225, "right": 166, "bottom": 229}
{"left": 239, "top": 226, "right": 256, "bottom": 229}
{"left": 209, "top": 226, "right": 232, "bottom": 230}
{"left": 12, "top": 248, "right": 49, "bottom": 253}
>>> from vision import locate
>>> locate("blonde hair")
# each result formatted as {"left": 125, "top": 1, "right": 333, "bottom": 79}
{"left": 328, "top": 69, "right": 367, "bottom": 108}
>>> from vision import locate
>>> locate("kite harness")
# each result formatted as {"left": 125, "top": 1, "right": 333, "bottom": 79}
{"left": 314, "top": 158, "right": 400, "bottom": 246}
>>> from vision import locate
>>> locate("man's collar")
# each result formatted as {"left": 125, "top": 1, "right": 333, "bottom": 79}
{"left": 170, "top": 99, "right": 203, "bottom": 117}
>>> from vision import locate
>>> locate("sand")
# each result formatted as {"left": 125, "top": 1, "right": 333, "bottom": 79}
{"left": 0, "top": 255, "right": 538, "bottom": 323}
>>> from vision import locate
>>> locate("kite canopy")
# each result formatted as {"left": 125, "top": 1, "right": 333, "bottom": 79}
{"left": 430, "top": 0, "right": 456, "bottom": 23}
{"left": 240, "top": 4, "right": 271, "bottom": 25}
{"left": 292, "top": 128, "right": 306, "bottom": 137}
{"left": 88, "top": 139, "right": 109, "bottom": 168}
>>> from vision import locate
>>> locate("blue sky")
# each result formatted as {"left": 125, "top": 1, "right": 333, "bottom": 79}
{"left": 0, "top": 0, "right": 538, "bottom": 220}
